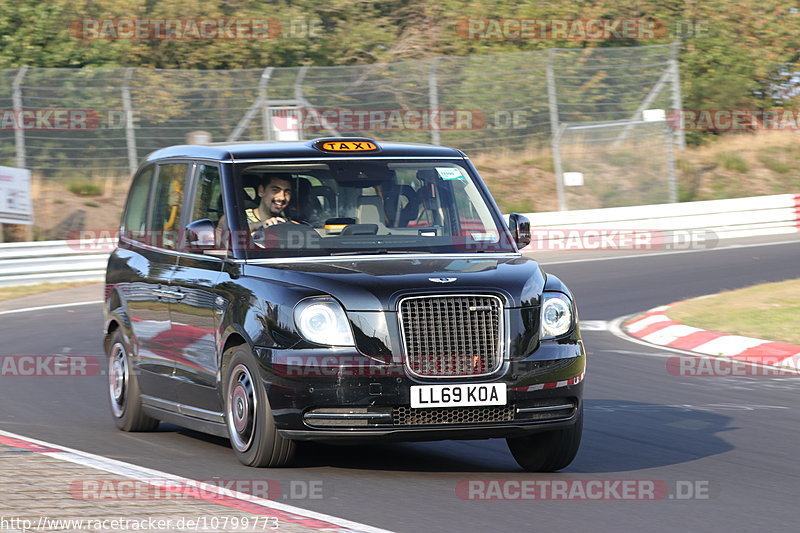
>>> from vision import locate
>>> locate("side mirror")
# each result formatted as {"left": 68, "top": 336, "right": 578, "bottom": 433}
{"left": 508, "top": 213, "right": 531, "bottom": 250}
{"left": 183, "top": 219, "right": 217, "bottom": 250}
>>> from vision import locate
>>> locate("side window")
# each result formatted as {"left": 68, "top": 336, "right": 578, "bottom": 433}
{"left": 121, "top": 165, "right": 154, "bottom": 243}
{"left": 150, "top": 163, "right": 189, "bottom": 250}
{"left": 189, "top": 165, "right": 222, "bottom": 224}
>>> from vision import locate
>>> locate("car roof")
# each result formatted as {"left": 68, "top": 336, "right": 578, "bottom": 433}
{"left": 144, "top": 138, "right": 466, "bottom": 162}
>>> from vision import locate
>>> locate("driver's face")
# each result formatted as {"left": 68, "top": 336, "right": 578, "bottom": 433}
{"left": 259, "top": 178, "right": 292, "bottom": 216}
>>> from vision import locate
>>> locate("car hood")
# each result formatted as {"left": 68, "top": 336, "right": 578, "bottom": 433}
{"left": 242, "top": 254, "right": 545, "bottom": 311}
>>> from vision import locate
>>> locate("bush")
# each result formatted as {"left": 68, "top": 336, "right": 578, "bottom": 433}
{"left": 758, "top": 155, "right": 792, "bottom": 175}
{"left": 716, "top": 152, "right": 748, "bottom": 173}
{"left": 67, "top": 179, "right": 102, "bottom": 196}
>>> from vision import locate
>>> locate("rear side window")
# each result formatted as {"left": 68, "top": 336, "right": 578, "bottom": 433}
{"left": 189, "top": 164, "right": 222, "bottom": 225}
{"left": 121, "top": 165, "right": 154, "bottom": 242}
{"left": 150, "top": 163, "right": 189, "bottom": 250}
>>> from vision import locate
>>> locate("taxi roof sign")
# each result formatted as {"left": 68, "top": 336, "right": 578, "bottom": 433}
{"left": 313, "top": 138, "right": 380, "bottom": 153}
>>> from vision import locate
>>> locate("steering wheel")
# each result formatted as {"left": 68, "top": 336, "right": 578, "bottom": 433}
{"left": 250, "top": 220, "right": 315, "bottom": 249}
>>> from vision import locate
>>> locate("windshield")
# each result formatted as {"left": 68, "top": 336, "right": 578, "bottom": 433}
{"left": 228, "top": 159, "right": 515, "bottom": 258}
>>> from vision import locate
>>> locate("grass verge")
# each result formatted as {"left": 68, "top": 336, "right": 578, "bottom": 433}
{"left": 667, "top": 278, "right": 800, "bottom": 345}
{"left": 0, "top": 282, "right": 99, "bottom": 302}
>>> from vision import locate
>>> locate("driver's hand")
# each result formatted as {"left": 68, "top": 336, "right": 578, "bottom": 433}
{"left": 263, "top": 216, "right": 287, "bottom": 227}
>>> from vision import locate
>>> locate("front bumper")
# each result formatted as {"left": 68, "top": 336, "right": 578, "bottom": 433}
{"left": 255, "top": 340, "right": 585, "bottom": 442}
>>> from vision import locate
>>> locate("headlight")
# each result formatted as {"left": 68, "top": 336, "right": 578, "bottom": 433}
{"left": 294, "top": 298, "right": 355, "bottom": 346}
{"left": 541, "top": 293, "right": 573, "bottom": 338}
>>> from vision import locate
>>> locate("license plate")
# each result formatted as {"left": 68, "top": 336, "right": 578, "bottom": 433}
{"left": 410, "top": 383, "right": 507, "bottom": 408}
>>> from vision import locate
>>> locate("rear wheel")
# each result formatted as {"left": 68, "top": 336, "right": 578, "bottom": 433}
{"left": 106, "top": 329, "right": 159, "bottom": 432}
{"left": 506, "top": 405, "right": 583, "bottom": 472}
{"left": 222, "top": 345, "right": 295, "bottom": 467}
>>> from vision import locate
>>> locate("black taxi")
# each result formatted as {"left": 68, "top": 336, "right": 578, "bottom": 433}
{"left": 103, "top": 138, "right": 585, "bottom": 471}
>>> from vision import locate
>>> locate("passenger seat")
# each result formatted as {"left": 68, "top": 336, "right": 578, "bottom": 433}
{"left": 355, "top": 195, "right": 389, "bottom": 234}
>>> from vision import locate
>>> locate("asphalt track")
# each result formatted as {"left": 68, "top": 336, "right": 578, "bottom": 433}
{"left": 1, "top": 235, "right": 798, "bottom": 532}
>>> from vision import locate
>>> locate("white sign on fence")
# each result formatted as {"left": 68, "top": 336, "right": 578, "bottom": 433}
{"left": 563, "top": 171, "right": 585, "bottom": 187}
{"left": 643, "top": 108, "right": 666, "bottom": 122}
{"left": 0, "top": 166, "right": 33, "bottom": 225}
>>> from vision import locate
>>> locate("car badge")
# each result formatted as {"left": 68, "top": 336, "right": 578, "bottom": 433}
{"left": 428, "top": 277, "right": 457, "bottom": 283}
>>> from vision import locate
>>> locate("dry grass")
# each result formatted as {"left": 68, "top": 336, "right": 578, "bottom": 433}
{"left": 0, "top": 282, "right": 99, "bottom": 302}
{"left": 28, "top": 176, "right": 129, "bottom": 240}
{"left": 474, "top": 130, "right": 800, "bottom": 212}
{"left": 677, "top": 131, "right": 800, "bottom": 201}
{"left": 472, "top": 145, "right": 558, "bottom": 213}
{"left": 668, "top": 279, "right": 800, "bottom": 345}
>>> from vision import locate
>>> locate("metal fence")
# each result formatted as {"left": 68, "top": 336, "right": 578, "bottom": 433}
{"left": 0, "top": 43, "right": 681, "bottom": 210}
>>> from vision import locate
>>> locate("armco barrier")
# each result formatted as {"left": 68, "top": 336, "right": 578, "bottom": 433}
{"left": 521, "top": 194, "right": 800, "bottom": 245}
{"left": 0, "top": 194, "right": 798, "bottom": 287}
{"left": 0, "top": 240, "right": 111, "bottom": 287}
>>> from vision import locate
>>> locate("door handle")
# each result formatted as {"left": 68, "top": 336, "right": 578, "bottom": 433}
{"left": 154, "top": 288, "right": 184, "bottom": 300}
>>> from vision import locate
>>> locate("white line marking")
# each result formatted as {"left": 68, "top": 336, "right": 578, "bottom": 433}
{"left": 579, "top": 320, "right": 609, "bottom": 331}
{"left": 779, "top": 355, "right": 800, "bottom": 369}
{"left": 0, "top": 429, "right": 393, "bottom": 533}
{"left": 536, "top": 238, "right": 799, "bottom": 265}
{"left": 586, "top": 403, "right": 790, "bottom": 412}
{"left": 597, "top": 349, "right": 670, "bottom": 358}
{"left": 0, "top": 300, "right": 102, "bottom": 316}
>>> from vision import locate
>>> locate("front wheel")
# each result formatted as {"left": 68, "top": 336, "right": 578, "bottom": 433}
{"left": 506, "top": 405, "right": 583, "bottom": 472}
{"left": 222, "top": 345, "right": 295, "bottom": 467}
{"left": 106, "top": 329, "right": 159, "bottom": 432}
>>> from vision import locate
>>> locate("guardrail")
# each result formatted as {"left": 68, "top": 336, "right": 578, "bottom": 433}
{"left": 521, "top": 193, "right": 800, "bottom": 246}
{"left": 0, "top": 240, "right": 111, "bottom": 287}
{"left": 0, "top": 194, "right": 798, "bottom": 287}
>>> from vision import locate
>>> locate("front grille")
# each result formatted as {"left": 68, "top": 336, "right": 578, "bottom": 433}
{"left": 399, "top": 295, "right": 503, "bottom": 377}
{"left": 393, "top": 406, "right": 515, "bottom": 426}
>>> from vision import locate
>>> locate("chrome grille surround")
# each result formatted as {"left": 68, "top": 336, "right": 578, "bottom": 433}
{"left": 398, "top": 294, "right": 504, "bottom": 378}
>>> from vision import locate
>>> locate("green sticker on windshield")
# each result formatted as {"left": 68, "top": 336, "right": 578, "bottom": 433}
{"left": 436, "top": 167, "right": 465, "bottom": 181}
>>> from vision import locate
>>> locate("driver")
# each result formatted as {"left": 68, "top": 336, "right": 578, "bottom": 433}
{"left": 246, "top": 174, "right": 299, "bottom": 229}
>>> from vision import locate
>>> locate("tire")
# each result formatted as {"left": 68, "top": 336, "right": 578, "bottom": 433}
{"left": 106, "top": 329, "right": 159, "bottom": 432}
{"left": 222, "top": 345, "right": 295, "bottom": 467}
{"left": 506, "top": 404, "right": 583, "bottom": 472}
